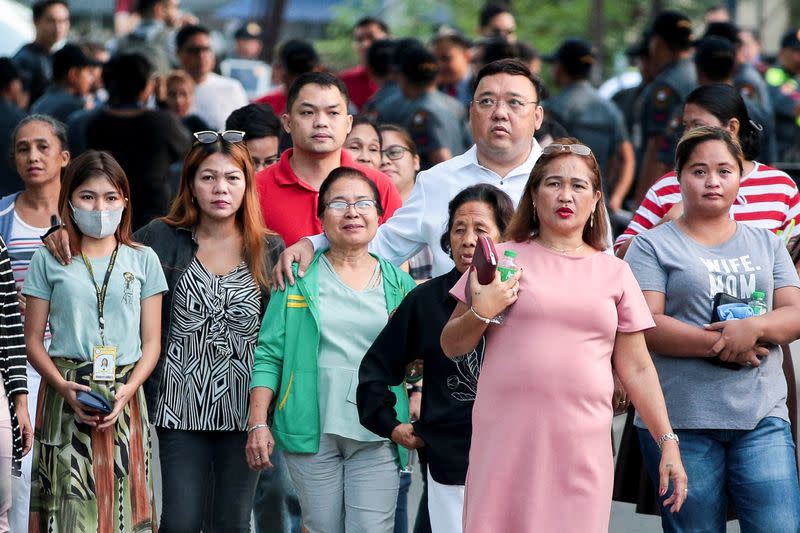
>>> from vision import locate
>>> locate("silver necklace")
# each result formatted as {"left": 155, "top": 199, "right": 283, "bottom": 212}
{"left": 536, "top": 238, "right": 585, "bottom": 255}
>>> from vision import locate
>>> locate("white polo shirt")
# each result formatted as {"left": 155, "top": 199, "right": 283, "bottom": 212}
{"left": 311, "top": 141, "right": 542, "bottom": 277}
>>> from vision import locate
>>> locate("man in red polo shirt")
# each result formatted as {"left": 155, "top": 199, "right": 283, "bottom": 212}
{"left": 257, "top": 71, "right": 401, "bottom": 245}
{"left": 339, "top": 17, "right": 389, "bottom": 111}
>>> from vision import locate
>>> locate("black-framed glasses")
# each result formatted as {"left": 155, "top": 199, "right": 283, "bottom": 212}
{"left": 472, "top": 97, "right": 538, "bottom": 113}
{"left": 381, "top": 145, "right": 413, "bottom": 160}
{"left": 542, "top": 143, "right": 592, "bottom": 156}
{"left": 326, "top": 200, "right": 378, "bottom": 214}
{"left": 193, "top": 130, "right": 246, "bottom": 144}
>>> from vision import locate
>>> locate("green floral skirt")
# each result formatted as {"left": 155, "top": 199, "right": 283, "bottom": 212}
{"left": 29, "top": 358, "right": 156, "bottom": 533}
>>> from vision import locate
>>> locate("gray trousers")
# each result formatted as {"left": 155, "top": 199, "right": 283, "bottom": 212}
{"left": 284, "top": 433, "right": 399, "bottom": 533}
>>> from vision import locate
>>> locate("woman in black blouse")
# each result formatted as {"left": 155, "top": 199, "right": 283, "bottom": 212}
{"left": 134, "top": 132, "right": 283, "bottom": 532}
{"left": 357, "top": 184, "right": 514, "bottom": 532}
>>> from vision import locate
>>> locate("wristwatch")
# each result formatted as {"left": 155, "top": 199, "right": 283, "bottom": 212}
{"left": 657, "top": 432, "right": 680, "bottom": 449}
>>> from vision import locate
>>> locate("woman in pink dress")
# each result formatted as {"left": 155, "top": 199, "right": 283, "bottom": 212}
{"left": 441, "top": 138, "right": 688, "bottom": 532}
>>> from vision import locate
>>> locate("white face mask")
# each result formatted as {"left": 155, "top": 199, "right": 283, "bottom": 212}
{"left": 70, "top": 203, "right": 124, "bottom": 239}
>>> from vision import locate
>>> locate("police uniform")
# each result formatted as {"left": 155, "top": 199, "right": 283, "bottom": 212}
{"left": 638, "top": 58, "right": 697, "bottom": 167}
{"left": 765, "top": 65, "right": 800, "bottom": 163}
{"left": 545, "top": 80, "right": 628, "bottom": 190}
{"left": 404, "top": 91, "right": 472, "bottom": 170}
{"left": 364, "top": 81, "right": 402, "bottom": 122}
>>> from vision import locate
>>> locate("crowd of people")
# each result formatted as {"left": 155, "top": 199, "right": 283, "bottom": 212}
{"left": 0, "top": 0, "right": 799, "bottom": 532}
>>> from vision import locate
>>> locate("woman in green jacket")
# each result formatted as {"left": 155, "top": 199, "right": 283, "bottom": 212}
{"left": 246, "top": 167, "right": 416, "bottom": 533}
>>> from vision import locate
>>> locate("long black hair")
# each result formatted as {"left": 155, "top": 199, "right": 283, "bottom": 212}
{"left": 684, "top": 84, "right": 761, "bottom": 161}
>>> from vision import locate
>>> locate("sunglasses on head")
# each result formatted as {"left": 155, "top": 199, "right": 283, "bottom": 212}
{"left": 193, "top": 130, "right": 246, "bottom": 144}
{"left": 542, "top": 143, "right": 592, "bottom": 156}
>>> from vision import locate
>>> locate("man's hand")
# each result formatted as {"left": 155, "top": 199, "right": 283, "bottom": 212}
{"left": 42, "top": 226, "right": 72, "bottom": 265}
{"left": 271, "top": 238, "right": 314, "bottom": 290}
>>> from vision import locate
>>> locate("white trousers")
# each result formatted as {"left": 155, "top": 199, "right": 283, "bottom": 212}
{"left": 427, "top": 466, "right": 465, "bottom": 533}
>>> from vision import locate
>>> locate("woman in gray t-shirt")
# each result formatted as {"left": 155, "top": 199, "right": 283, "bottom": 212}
{"left": 626, "top": 126, "right": 800, "bottom": 532}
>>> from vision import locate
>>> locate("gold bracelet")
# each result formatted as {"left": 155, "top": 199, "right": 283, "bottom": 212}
{"left": 470, "top": 306, "right": 492, "bottom": 324}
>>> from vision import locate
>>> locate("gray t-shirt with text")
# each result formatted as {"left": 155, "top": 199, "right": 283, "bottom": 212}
{"left": 625, "top": 221, "right": 799, "bottom": 430}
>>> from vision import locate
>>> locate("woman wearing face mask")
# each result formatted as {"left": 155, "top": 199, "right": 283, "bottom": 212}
{"left": 344, "top": 116, "right": 383, "bottom": 169}
{"left": 0, "top": 114, "right": 68, "bottom": 531}
{"left": 23, "top": 150, "right": 167, "bottom": 531}
{"left": 134, "top": 131, "right": 284, "bottom": 531}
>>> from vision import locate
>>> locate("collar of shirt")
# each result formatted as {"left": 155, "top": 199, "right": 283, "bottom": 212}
{"left": 461, "top": 138, "right": 543, "bottom": 180}
{"left": 273, "top": 148, "right": 358, "bottom": 188}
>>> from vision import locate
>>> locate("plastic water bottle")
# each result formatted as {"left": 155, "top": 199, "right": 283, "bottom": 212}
{"left": 748, "top": 290, "right": 767, "bottom": 316}
{"left": 492, "top": 250, "right": 518, "bottom": 325}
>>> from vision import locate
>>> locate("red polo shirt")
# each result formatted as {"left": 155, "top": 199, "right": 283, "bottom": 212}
{"left": 256, "top": 149, "right": 402, "bottom": 246}
{"left": 254, "top": 88, "right": 287, "bottom": 114}
{"left": 338, "top": 65, "right": 377, "bottom": 111}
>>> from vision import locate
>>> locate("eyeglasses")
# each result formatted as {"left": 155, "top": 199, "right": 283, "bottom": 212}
{"left": 472, "top": 97, "right": 538, "bottom": 113}
{"left": 381, "top": 145, "right": 413, "bottom": 160}
{"left": 326, "top": 200, "right": 378, "bottom": 213}
{"left": 193, "top": 130, "right": 246, "bottom": 144}
{"left": 542, "top": 143, "right": 593, "bottom": 156}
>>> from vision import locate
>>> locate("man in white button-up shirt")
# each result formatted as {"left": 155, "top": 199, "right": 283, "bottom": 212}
{"left": 275, "top": 58, "right": 545, "bottom": 285}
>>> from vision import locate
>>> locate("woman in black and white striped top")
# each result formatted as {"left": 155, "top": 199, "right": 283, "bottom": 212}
{"left": 0, "top": 235, "right": 31, "bottom": 529}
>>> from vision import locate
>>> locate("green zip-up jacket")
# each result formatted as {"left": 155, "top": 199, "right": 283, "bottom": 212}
{"left": 251, "top": 250, "right": 416, "bottom": 467}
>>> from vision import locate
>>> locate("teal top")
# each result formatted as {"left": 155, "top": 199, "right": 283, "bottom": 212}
{"left": 317, "top": 254, "right": 388, "bottom": 442}
{"left": 23, "top": 244, "right": 168, "bottom": 365}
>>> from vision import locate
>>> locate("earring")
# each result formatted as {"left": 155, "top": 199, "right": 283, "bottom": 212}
{"left": 532, "top": 203, "right": 537, "bottom": 223}
{"left": 590, "top": 209, "right": 595, "bottom": 228}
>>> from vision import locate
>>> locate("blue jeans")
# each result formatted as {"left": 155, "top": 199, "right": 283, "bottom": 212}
{"left": 157, "top": 428, "right": 259, "bottom": 533}
{"left": 394, "top": 471, "right": 412, "bottom": 533}
{"left": 254, "top": 448, "right": 302, "bottom": 533}
{"left": 638, "top": 417, "right": 800, "bottom": 533}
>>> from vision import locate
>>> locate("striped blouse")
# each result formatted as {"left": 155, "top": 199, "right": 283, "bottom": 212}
{"left": 0, "top": 235, "right": 28, "bottom": 476}
{"left": 615, "top": 163, "right": 800, "bottom": 252}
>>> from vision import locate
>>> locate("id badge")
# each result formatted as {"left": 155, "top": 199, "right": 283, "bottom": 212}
{"left": 92, "top": 345, "right": 117, "bottom": 382}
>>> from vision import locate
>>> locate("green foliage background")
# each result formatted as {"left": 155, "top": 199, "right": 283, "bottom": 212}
{"left": 316, "top": 0, "right": 777, "bottom": 78}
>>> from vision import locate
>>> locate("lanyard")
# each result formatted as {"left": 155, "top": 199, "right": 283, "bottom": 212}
{"left": 81, "top": 245, "right": 119, "bottom": 345}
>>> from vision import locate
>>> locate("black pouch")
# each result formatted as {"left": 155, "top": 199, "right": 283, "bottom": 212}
{"left": 708, "top": 292, "right": 749, "bottom": 370}
{"left": 76, "top": 390, "right": 113, "bottom": 414}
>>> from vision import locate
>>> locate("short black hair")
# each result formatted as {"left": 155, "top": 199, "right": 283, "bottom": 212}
{"left": 285, "top": 71, "right": 349, "bottom": 114}
{"left": 32, "top": 0, "right": 69, "bottom": 22}
{"left": 367, "top": 39, "right": 395, "bottom": 78}
{"left": 176, "top": 24, "right": 210, "bottom": 52}
{"left": 479, "top": 3, "right": 512, "bottom": 29}
{"left": 278, "top": 39, "right": 320, "bottom": 77}
{"left": 103, "top": 53, "right": 153, "bottom": 105}
{"left": 317, "top": 167, "right": 384, "bottom": 218}
{"left": 353, "top": 16, "right": 389, "bottom": 35}
{"left": 440, "top": 183, "right": 515, "bottom": 257}
{"left": 0, "top": 58, "right": 20, "bottom": 90}
{"left": 136, "top": 0, "right": 163, "bottom": 15}
{"left": 694, "top": 36, "right": 736, "bottom": 83}
{"left": 472, "top": 58, "right": 543, "bottom": 101}
{"left": 226, "top": 103, "right": 282, "bottom": 140}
